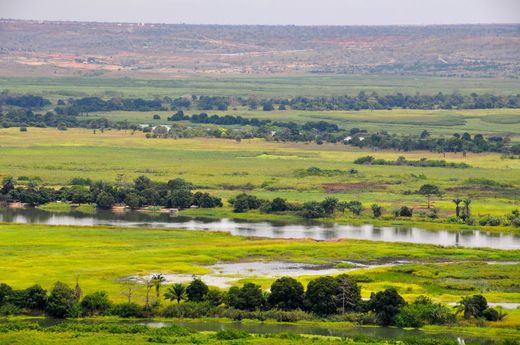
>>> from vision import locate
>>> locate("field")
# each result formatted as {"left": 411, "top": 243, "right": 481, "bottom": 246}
{"left": 0, "top": 222, "right": 519, "bottom": 305}
{"left": 0, "top": 128, "right": 519, "bottom": 218}
{"left": 3, "top": 75, "right": 520, "bottom": 100}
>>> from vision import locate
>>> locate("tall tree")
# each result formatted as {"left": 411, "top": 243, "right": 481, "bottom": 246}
{"left": 164, "top": 283, "right": 186, "bottom": 304}
{"left": 151, "top": 274, "right": 167, "bottom": 300}
{"left": 418, "top": 184, "right": 441, "bottom": 209}
{"left": 452, "top": 197, "right": 462, "bottom": 218}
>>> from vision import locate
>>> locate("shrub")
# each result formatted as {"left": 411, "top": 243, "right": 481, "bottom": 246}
{"left": 300, "top": 201, "right": 326, "bottom": 218}
{"left": 0, "top": 304, "right": 20, "bottom": 316}
{"left": 479, "top": 216, "right": 502, "bottom": 226}
{"left": 483, "top": 307, "right": 500, "bottom": 321}
{"left": 81, "top": 291, "right": 112, "bottom": 316}
{"left": 395, "top": 206, "right": 413, "bottom": 217}
{"left": 371, "top": 204, "right": 383, "bottom": 218}
{"left": 109, "top": 303, "right": 144, "bottom": 318}
{"left": 162, "top": 302, "right": 215, "bottom": 318}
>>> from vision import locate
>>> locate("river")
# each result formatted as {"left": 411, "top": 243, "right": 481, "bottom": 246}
{"left": 1, "top": 207, "right": 519, "bottom": 249}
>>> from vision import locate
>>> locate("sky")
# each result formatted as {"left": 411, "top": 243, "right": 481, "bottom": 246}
{"left": 2, "top": 0, "right": 520, "bottom": 26}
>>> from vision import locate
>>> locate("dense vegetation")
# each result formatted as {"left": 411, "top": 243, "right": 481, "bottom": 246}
{"left": 354, "top": 156, "right": 471, "bottom": 168}
{"left": 0, "top": 176, "right": 222, "bottom": 209}
{"left": 2, "top": 91, "right": 519, "bottom": 153}
{"left": 0, "top": 276, "right": 505, "bottom": 328}
{"left": 6, "top": 92, "right": 519, "bottom": 114}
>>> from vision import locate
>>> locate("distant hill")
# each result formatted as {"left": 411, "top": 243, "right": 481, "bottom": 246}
{"left": 0, "top": 19, "right": 519, "bottom": 78}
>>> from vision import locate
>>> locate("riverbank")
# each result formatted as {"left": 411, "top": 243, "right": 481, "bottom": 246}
{"left": 1, "top": 316, "right": 519, "bottom": 343}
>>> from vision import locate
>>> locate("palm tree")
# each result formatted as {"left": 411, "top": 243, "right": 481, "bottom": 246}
{"left": 151, "top": 273, "right": 167, "bottom": 299}
{"left": 455, "top": 296, "right": 478, "bottom": 319}
{"left": 164, "top": 283, "right": 186, "bottom": 303}
{"left": 463, "top": 198, "right": 472, "bottom": 219}
{"left": 452, "top": 197, "right": 462, "bottom": 218}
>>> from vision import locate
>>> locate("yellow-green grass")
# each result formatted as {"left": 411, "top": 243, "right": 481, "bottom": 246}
{"left": 0, "top": 222, "right": 518, "bottom": 305}
{"left": 0, "top": 128, "right": 519, "bottom": 218}
{"left": 38, "top": 202, "right": 96, "bottom": 214}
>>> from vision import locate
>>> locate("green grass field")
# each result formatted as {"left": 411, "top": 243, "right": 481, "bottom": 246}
{"left": 0, "top": 222, "right": 519, "bottom": 305}
{"left": 1, "top": 128, "right": 519, "bottom": 217}
{"left": 3, "top": 75, "right": 520, "bottom": 100}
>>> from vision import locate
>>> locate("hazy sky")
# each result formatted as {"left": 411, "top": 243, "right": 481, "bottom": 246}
{"left": 2, "top": 0, "right": 520, "bottom": 25}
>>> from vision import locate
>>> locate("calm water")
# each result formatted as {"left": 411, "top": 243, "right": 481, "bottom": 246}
{"left": 1, "top": 207, "right": 519, "bottom": 249}
{"left": 13, "top": 318, "right": 494, "bottom": 344}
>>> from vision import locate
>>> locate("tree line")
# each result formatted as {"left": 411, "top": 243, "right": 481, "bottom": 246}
{"left": 0, "top": 276, "right": 505, "bottom": 328}
{"left": 354, "top": 156, "right": 471, "bottom": 168}
{"left": 0, "top": 176, "right": 222, "bottom": 209}
{"left": 2, "top": 176, "right": 519, "bottom": 228}
{"left": 2, "top": 107, "right": 519, "bottom": 155}
{"left": 3, "top": 91, "right": 520, "bottom": 114}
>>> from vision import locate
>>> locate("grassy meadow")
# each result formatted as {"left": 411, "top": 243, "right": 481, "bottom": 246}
{"left": 3, "top": 75, "right": 520, "bottom": 100}
{"left": 0, "top": 222, "right": 519, "bottom": 305}
{"left": 0, "top": 128, "right": 519, "bottom": 217}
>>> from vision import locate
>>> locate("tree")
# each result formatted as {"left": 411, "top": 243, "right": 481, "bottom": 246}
{"left": 168, "top": 189, "right": 193, "bottom": 209}
{"left": 206, "top": 288, "right": 223, "bottom": 307}
{"left": 134, "top": 175, "right": 153, "bottom": 191}
{"left": 301, "top": 201, "right": 326, "bottom": 219}
{"left": 395, "top": 206, "right": 413, "bottom": 217}
{"left": 452, "top": 197, "right": 462, "bottom": 218}
{"left": 232, "top": 196, "right": 250, "bottom": 213}
{"left": 263, "top": 103, "right": 274, "bottom": 111}
{"left": 456, "top": 295, "right": 488, "bottom": 319}
{"left": 186, "top": 278, "right": 208, "bottom": 302}
{"left": 96, "top": 191, "right": 115, "bottom": 209}
{"left": 46, "top": 282, "right": 80, "bottom": 318}
{"left": 164, "top": 283, "right": 186, "bottom": 304}
{"left": 270, "top": 197, "right": 289, "bottom": 212}
{"left": 167, "top": 178, "right": 193, "bottom": 191}
{"left": 226, "top": 283, "right": 264, "bottom": 311}
{"left": 321, "top": 197, "right": 338, "bottom": 215}
{"left": 335, "top": 275, "right": 362, "bottom": 313}
{"left": 418, "top": 184, "right": 441, "bottom": 209}
{"left": 1, "top": 176, "right": 15, "bottom": 195}
{"left": 347, "top": 201, "right": 363, "bottom": 216}
{"left": 369, "top": 288, "right": 406, "bottom": 326}
{"left": 371, "top": 204, "right": 383, "bottom": 218}
{"left": 0, "top": 283, "right": 13, "bottom": 306}
{"left": 124, "top": 193, "right": 142, "bottom": 209}
{"left": 230, "top": 193, "right": 262, "bottom": 213}
{"left": 18, "top": 285, "right": 47, "bottom": 311}
{"left": 81, "top": 291, "right": 112, "bottom": 316}
{"left": 151, "top": 274, "right": 167, "bottom": 300}
{"left": 304, "top": 276, "right": 338, "bottom": 316}
{"left": 268, "top": 277, "right": 304, "bottom": 311}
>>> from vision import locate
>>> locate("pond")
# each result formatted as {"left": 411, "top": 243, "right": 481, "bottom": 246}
{"left": 1, "top": 207, "right": 519, "bottom": 249}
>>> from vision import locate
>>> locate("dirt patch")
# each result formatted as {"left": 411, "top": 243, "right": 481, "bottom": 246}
{"left": 322, "top": 182, "right": 386, "bottom": 193}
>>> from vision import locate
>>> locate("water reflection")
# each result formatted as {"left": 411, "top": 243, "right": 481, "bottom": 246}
{"left": 0, "top": 207, "right": 519, "bottom": 250}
